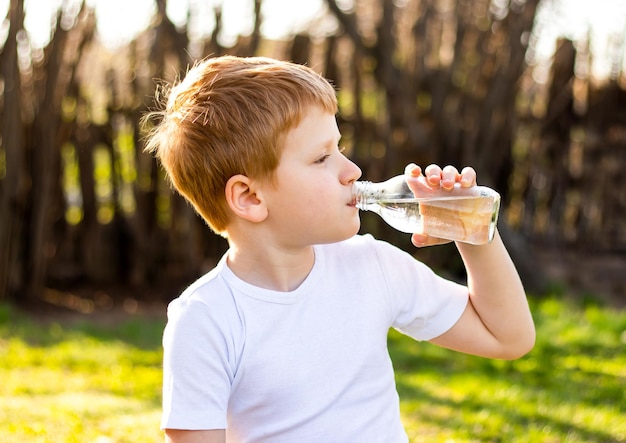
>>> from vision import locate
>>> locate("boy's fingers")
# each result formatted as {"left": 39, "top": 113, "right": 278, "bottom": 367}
{"left": 422, "top": 164, "right": 476, "bottom": 189}
{"left": 411, "top": 233, "right": 452, "bottom": 248}
{"left": 441, "top": 165, "right": 460, "bottom": 190}
{"left": 424, "top": 164, "right": 442, "bottom": 186}
{"left": 404, "top": 163, "right": 422, "bottom": 177}
{"left": 460, "top": 166, "right": 477, "bottom": 187}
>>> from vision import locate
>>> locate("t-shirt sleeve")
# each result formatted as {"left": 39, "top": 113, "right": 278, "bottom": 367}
{"left": 369, "top": 237, "right": 469, "bottom": 341}
{"left": 161, "top": 294, "right": 240, "bottom": 430}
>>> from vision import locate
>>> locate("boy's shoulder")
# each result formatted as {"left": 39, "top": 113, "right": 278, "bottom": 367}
{"left": 180, "top": 260, "right": 227, "bottom": 299}
{"left": 167, "top": 235, "right": 402, "bottom": 310}
{"left": 167, "top": 257, "right": 236, "bottom": 318}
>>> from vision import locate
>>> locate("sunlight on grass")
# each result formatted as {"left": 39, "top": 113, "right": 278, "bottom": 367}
{"left": 2, "top": 392, "right": 161, "bottom": 442}
{"left": 0, "top": 295, "right": 625, "bottom": 442}
{"left": 392, "top": 296, "right": 626, "bottom": 442}
{"left": 0, "top": 306, "right": 165, "bottom": 443}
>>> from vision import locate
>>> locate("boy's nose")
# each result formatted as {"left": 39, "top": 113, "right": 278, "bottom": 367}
{"left": 342, "top": 157, "right": 362, "bottom": 184}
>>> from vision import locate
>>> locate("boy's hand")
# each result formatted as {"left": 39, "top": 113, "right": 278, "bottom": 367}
{"left": 404, "top": 163, "right": 477, "bottom": 248}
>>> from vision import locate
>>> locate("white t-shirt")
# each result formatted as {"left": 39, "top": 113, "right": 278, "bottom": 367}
{"left": 162, "top": 234, "right": 468, "bottom": 442}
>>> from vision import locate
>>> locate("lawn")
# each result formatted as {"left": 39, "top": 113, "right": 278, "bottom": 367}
{"left": 0, "top": 295, "right": 624, "bottom": 442}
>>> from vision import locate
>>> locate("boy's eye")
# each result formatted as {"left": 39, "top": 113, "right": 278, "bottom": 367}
{"left": 314, "top": 154, "right": 331, "bottom": 164}
{"left": 314, "top": 146, "right": 345, "bottom": 164}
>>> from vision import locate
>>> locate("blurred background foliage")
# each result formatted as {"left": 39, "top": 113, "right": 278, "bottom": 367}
{"left": 1, "top": 0, "right": 625, "bottom": 307}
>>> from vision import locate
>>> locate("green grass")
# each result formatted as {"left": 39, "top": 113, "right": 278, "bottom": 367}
{"left": 1, "top": 296, "right": 625, "bottom": 442}
{"left": 392, "top": 297, "right": 626, "bottom": 442}
{"left": 0, "top": 305, "right": 165, "bottom": 442}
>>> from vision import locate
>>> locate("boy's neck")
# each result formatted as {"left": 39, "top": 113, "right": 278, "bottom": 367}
{"left": 226, "top": 238, "right": 315, "bottom": 292}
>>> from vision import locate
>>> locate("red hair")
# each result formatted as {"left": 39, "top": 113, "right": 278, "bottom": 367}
{"left": 144, "top": 56, "right": 338, "bottom": 234}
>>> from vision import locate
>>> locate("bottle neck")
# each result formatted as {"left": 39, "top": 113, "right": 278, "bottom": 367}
{"left": 352, "top": 181, "right": 375, "bottom": 210}
{"left": 353, "top": 175, "right": 411, "bottom": 209}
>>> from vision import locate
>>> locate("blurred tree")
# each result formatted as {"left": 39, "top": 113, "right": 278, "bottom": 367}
{"left": 1, "top": 0, "right": 624, "bottom": 303}
{"left": 0, "top": 0, "right": 25, "bottom": 300}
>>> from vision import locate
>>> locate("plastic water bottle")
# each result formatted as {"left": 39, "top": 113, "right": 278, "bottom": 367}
{"left": 353, "top": 174, "right": 500, "bottom": 245}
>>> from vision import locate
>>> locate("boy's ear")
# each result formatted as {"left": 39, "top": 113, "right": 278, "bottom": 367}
{"left": 225, "top": 174, "right": 268, "bottom": 223}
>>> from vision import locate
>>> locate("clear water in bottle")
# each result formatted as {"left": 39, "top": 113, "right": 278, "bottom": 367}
{"left": 353, "top": 176, "right": 500, "bottom": 245}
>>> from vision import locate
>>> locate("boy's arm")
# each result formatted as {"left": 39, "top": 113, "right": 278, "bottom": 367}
{"left": 406, "top": 163, "right": 535, "bottom": 359}
{"left": 165, "top": 429, "right": 225, "bottom": 443}
{"left": 429, "top": 230, "right": 535, "bottom": 359}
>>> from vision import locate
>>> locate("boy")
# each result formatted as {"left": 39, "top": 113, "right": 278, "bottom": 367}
{"left": 144, "top": 55, "right": 535, "bottom": 443}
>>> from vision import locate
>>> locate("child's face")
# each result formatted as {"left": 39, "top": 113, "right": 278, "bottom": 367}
{"left": 260, "top": 106, "right": 362, "bottom": 246}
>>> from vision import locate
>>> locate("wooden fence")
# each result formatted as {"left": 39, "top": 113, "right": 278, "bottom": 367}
{"left": 1, "top": 0, "right": 624, "bottom": 304}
